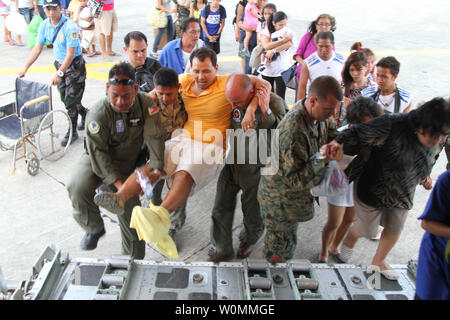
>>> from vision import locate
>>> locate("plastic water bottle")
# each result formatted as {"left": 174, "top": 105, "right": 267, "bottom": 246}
{"left": 135, "top": 169, "right": 153, "bottom": 200}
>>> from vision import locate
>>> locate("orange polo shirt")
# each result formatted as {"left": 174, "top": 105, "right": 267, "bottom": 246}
{"left": 179, "top": 74, "right": 231, "bottom": 148}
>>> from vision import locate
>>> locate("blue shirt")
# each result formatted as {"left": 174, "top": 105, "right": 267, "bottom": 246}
{"left": 416, "top": 170, "right": 450, "bottom": 300}
{"left": 158, "top": 38, "right": 204, "bottom": 74}
{"left": 200, "top": 5, "right": 226, "bottom": 38}
{"left": 36, "top": 14, "right": 82, "bottom": 63}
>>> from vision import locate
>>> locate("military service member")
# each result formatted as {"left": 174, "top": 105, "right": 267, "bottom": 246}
{"left": 258, "top": 75, "right": 343, "bottom": 263}
{"left": 208, "top": 74, "right": 287, "bottom": 262}
{"left": 18, "top": 0, "right": 88, "bottom": 146}
{"left": 123, "top": 31, "right": 162, "bottom": 93}
{"left": 67, "top": 62, "right": 165, "bottom": 259}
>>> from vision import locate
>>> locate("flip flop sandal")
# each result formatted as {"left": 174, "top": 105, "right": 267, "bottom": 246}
{"left": 108, "top": 52, "right": 120, "bottom": 56}
{"left": 87, "top": 52, "right": 96, "bottom": 57}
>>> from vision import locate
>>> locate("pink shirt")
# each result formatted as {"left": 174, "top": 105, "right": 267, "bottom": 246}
{"left": 99, "top": 0, "right": 114, "bottom": 11}
{"left": 243, "top": 3, "right": 259, "bottom": 29}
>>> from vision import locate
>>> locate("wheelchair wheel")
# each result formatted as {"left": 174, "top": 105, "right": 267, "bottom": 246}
{"left": 26, "top": 152, "right": 40, "bottom": 176}
{"left": 37, "top": 109, "right": 72, "bottom": 161}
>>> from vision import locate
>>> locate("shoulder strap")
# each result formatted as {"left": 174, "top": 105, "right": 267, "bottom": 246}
{"left": 52, "top": 19, "right": 67, "bottom": 44}
{"left": 303, "top": 33, "right": 314, "bottom": 56}
{"left": 394, "top": 86, "right": 401, "bottom": 113}
{"left": 205, "top": 4, "right": 210, "bottom": 18}
{"left": 219, "top": 4, "right": 225, "bottom": 18}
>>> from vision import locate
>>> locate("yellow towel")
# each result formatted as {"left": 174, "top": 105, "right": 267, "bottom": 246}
{"left": 130, "top": 203, "right": 179, "bottom": 260}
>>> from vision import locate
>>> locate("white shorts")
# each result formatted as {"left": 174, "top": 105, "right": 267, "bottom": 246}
{"left": 81, "top": 29, "right": 96, "bottom": 49}
{"left": 326, "top": 181, "right": 354, "bottom": 207}
{"left": 163, "top": 133, "right": 225, "bottom": 196}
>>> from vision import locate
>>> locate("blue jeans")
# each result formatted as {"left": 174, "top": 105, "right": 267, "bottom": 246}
{"left": 18, "top": 7, "right": 34, "bottom": 24}
{"left": 152, "top": 15, "right": 174, "bottom": 53}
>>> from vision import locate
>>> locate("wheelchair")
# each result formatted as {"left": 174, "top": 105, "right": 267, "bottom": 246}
{"left": 0, "top": 78, "right": 73, "bottom": 176}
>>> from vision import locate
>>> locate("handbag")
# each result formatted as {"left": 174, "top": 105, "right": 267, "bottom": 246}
{"left": 311, "top": 160, "right": 349, "bottom": 197}
{"left": 249, "top": 43, "right": 264, "bottom": 69}
{"left": 281, "top": 62, "right": 298, "bottom": 90}
{"left": 147, "top": 7, "right": 168, "bottom": 29}
{"left": 87, "top": 0, "right": 103, "bottom": 19}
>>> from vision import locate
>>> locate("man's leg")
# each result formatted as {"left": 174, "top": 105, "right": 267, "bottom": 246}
{"left": 237, "top": 169, "right": 264, "bottom": 258}
{"left": 371, "top": 227, "right": 399, "bottom": 270}
{"left": 67, "top": 155, "right": 105, "bottom": 249}
{"left": 119, "top": 194, "right": 146, "bottom": 259}
{"left": 160, "top": 170, "right": 194, "bottom": 212}
{"left": 99, "top": 33, "right": 108, "bottom": 58}
{"left": 209, "top": 165, "right": 239, "bottom": 261}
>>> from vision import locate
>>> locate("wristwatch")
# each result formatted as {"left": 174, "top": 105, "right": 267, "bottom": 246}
{"left": 56, "top": 70, "right": 64, "bottom": 77}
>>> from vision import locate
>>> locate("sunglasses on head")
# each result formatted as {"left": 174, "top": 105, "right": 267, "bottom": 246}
{"left": 108, "top": 78, "right": 135, "bottom": 86}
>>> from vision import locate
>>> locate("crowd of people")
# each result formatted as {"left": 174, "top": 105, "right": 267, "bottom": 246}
{"left": 6, "top": 0, "right": 450, "bottom": 299}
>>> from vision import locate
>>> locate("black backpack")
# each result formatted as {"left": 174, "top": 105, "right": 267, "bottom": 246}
{"left": 232, "top": 0, "right": 247, "bottom": 25}
{"left": 204, "top": 4, "right": 226, "bottom": 20}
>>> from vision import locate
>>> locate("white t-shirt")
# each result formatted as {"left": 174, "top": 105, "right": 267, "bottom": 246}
{"left": 306, "top": 51, "right": 344, "bottom": 83}
{"left": 17, "top": 0, "right": 31, "bottom": 8}
{"left": 181, "top": 39, "right": 204, "bottom": 74}
{"left": 79, "top": 7, "right": 93, "bottom": 29}
{"left": 361, "top": 85, "right": 412, "bottom": 113}
{"left": 259, "top": 26, "right": 297, "bottom": 77}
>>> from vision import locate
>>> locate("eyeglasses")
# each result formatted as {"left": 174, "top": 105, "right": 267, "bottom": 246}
{"left": 317, "top": 23, "right": 331, "bottom": 27}
{"left": 109, "top": 78, "right": 135, "bottom": 86}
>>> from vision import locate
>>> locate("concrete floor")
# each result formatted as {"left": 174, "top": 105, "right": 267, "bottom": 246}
{"left": 0, "top": 0, "right": 449, "bottom": 283}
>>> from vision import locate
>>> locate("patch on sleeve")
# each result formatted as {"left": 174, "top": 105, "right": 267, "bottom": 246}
{"left": 232, "top": 108, "right": 241, "bottom": 122}
{"left": 70, "top": 31, "right": 78, "bottom": 40}
{"left": 149, "top": 105, "right": 159, "bottom": 115}
{"left": 88, "top": 120, "right": 100, "bottom": 134}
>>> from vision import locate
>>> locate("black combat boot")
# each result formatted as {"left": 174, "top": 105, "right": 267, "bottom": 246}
{"left": 77, "top": 106, "right": 88, "bottom": 131}
{"left": 61, "top": 114, "right": 79, "bottom": 147}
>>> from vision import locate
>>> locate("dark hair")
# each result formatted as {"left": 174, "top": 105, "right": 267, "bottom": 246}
{"left": 361, "top": 48, "right": 375, "bottom": 57}
{"left": 153, "top": 68, "right": 179, "bottom": 88}
{"left": 262, "top": 3, "right": 277, "bottom": 16}
{"left": 309, "top": 75, "right": 343, "bottom": 101}
{"left": 346, "top": 96, "right": 383, "bottom": 124}
{"left": 316, "top": 30, "right": 334, "bottom": 43}
{"left": 124, "top": 31, "right": 147, "bottom": 47}
{"left": 180, "top": 17, "right": 200, "bottom": 32}
{"left": 267, "top": 11, "right": 287, "bottom": 34}
{"left": 189, "top": 46, "right": 217, "bottom": 67}
{"left": 376, "top": 56, "right": 400, "bottom": 76}
{"left": 308, "top": 13, "right": 336, "bottom": 35}
{"left": 342, "top": 51, "right": 368, "bottom": 96}
{"left": 109, "top": 62, "right": 135, "bottom": 80}
{"left": 350, "top": 41, "right": 363, "bottom": 52}
{"left": 408, "top": 97, "right": 450, "bottom": 137}
{"left": 193, "top": 0, "right": 207, "bottom": 11}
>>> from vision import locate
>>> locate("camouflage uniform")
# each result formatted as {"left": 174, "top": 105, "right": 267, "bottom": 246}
{"left": 149, "top": 93, "right": 190, "bottom": 235}
{"left": 67, "top": 92, "right": 165, "bottom": 259}
{"left": 210, "top": 93, "right": 287, "bottom": 257}
{"left": 258, "top": 99, "right": 338, "bottom": 263}
{"left": 54, "top": 56, "right": 87, "bottom": 124}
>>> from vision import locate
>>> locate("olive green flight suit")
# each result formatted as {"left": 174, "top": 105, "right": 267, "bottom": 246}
{"left": 210, "top": 93, "right": 287, "bottom": 257}
{"left": 67, "top": 92, "right": 165, "bottom": 259}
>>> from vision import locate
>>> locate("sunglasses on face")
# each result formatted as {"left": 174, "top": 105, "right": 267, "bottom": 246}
{"left": 108, "top": 78, "right": 135, "bottom": 86}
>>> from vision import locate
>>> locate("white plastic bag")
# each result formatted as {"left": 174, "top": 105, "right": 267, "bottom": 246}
{"left": 311, "top": 160, "right": 349, "bottom": 197}
{"left": 5, "top": 11, "right": 27, "bottom": 35}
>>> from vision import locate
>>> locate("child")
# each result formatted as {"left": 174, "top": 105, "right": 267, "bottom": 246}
{"left": 78, "top": 0, "right": 100, "bottom": 57}
{"left": 415, "top": 170, "right": 450, "bottom": 300}
{"left": 200, "top": 0, "right": 226, "bottom": 54}
{"left": 352, "top": 42, "right": 377, "bottom": 82}
{"left": 1, "top": 0, "right": 23, "bottom": 46}
{"left": 241, "top": 0, "right": 261, "bottom": 57}
{"left": 339, "top": 50, "right": 376, "bottom": 126}
{"left": 319, "top": 96, "right": 384, "bottom": 263}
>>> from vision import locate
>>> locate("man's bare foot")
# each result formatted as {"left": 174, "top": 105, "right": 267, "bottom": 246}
{"left": 94, "top": 192, "right": 125, "bottom": 215}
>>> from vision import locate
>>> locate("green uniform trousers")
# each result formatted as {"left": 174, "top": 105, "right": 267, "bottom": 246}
{"left": 210, "top": 164, "right": 264, "bottom": 256}
{"left": 67, "top": 155, "right": 145, "bottom": 259}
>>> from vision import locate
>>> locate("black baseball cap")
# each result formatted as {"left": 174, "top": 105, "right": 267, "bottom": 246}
{"left": 43, "top": 0, "right": 60, "bottom": 7}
